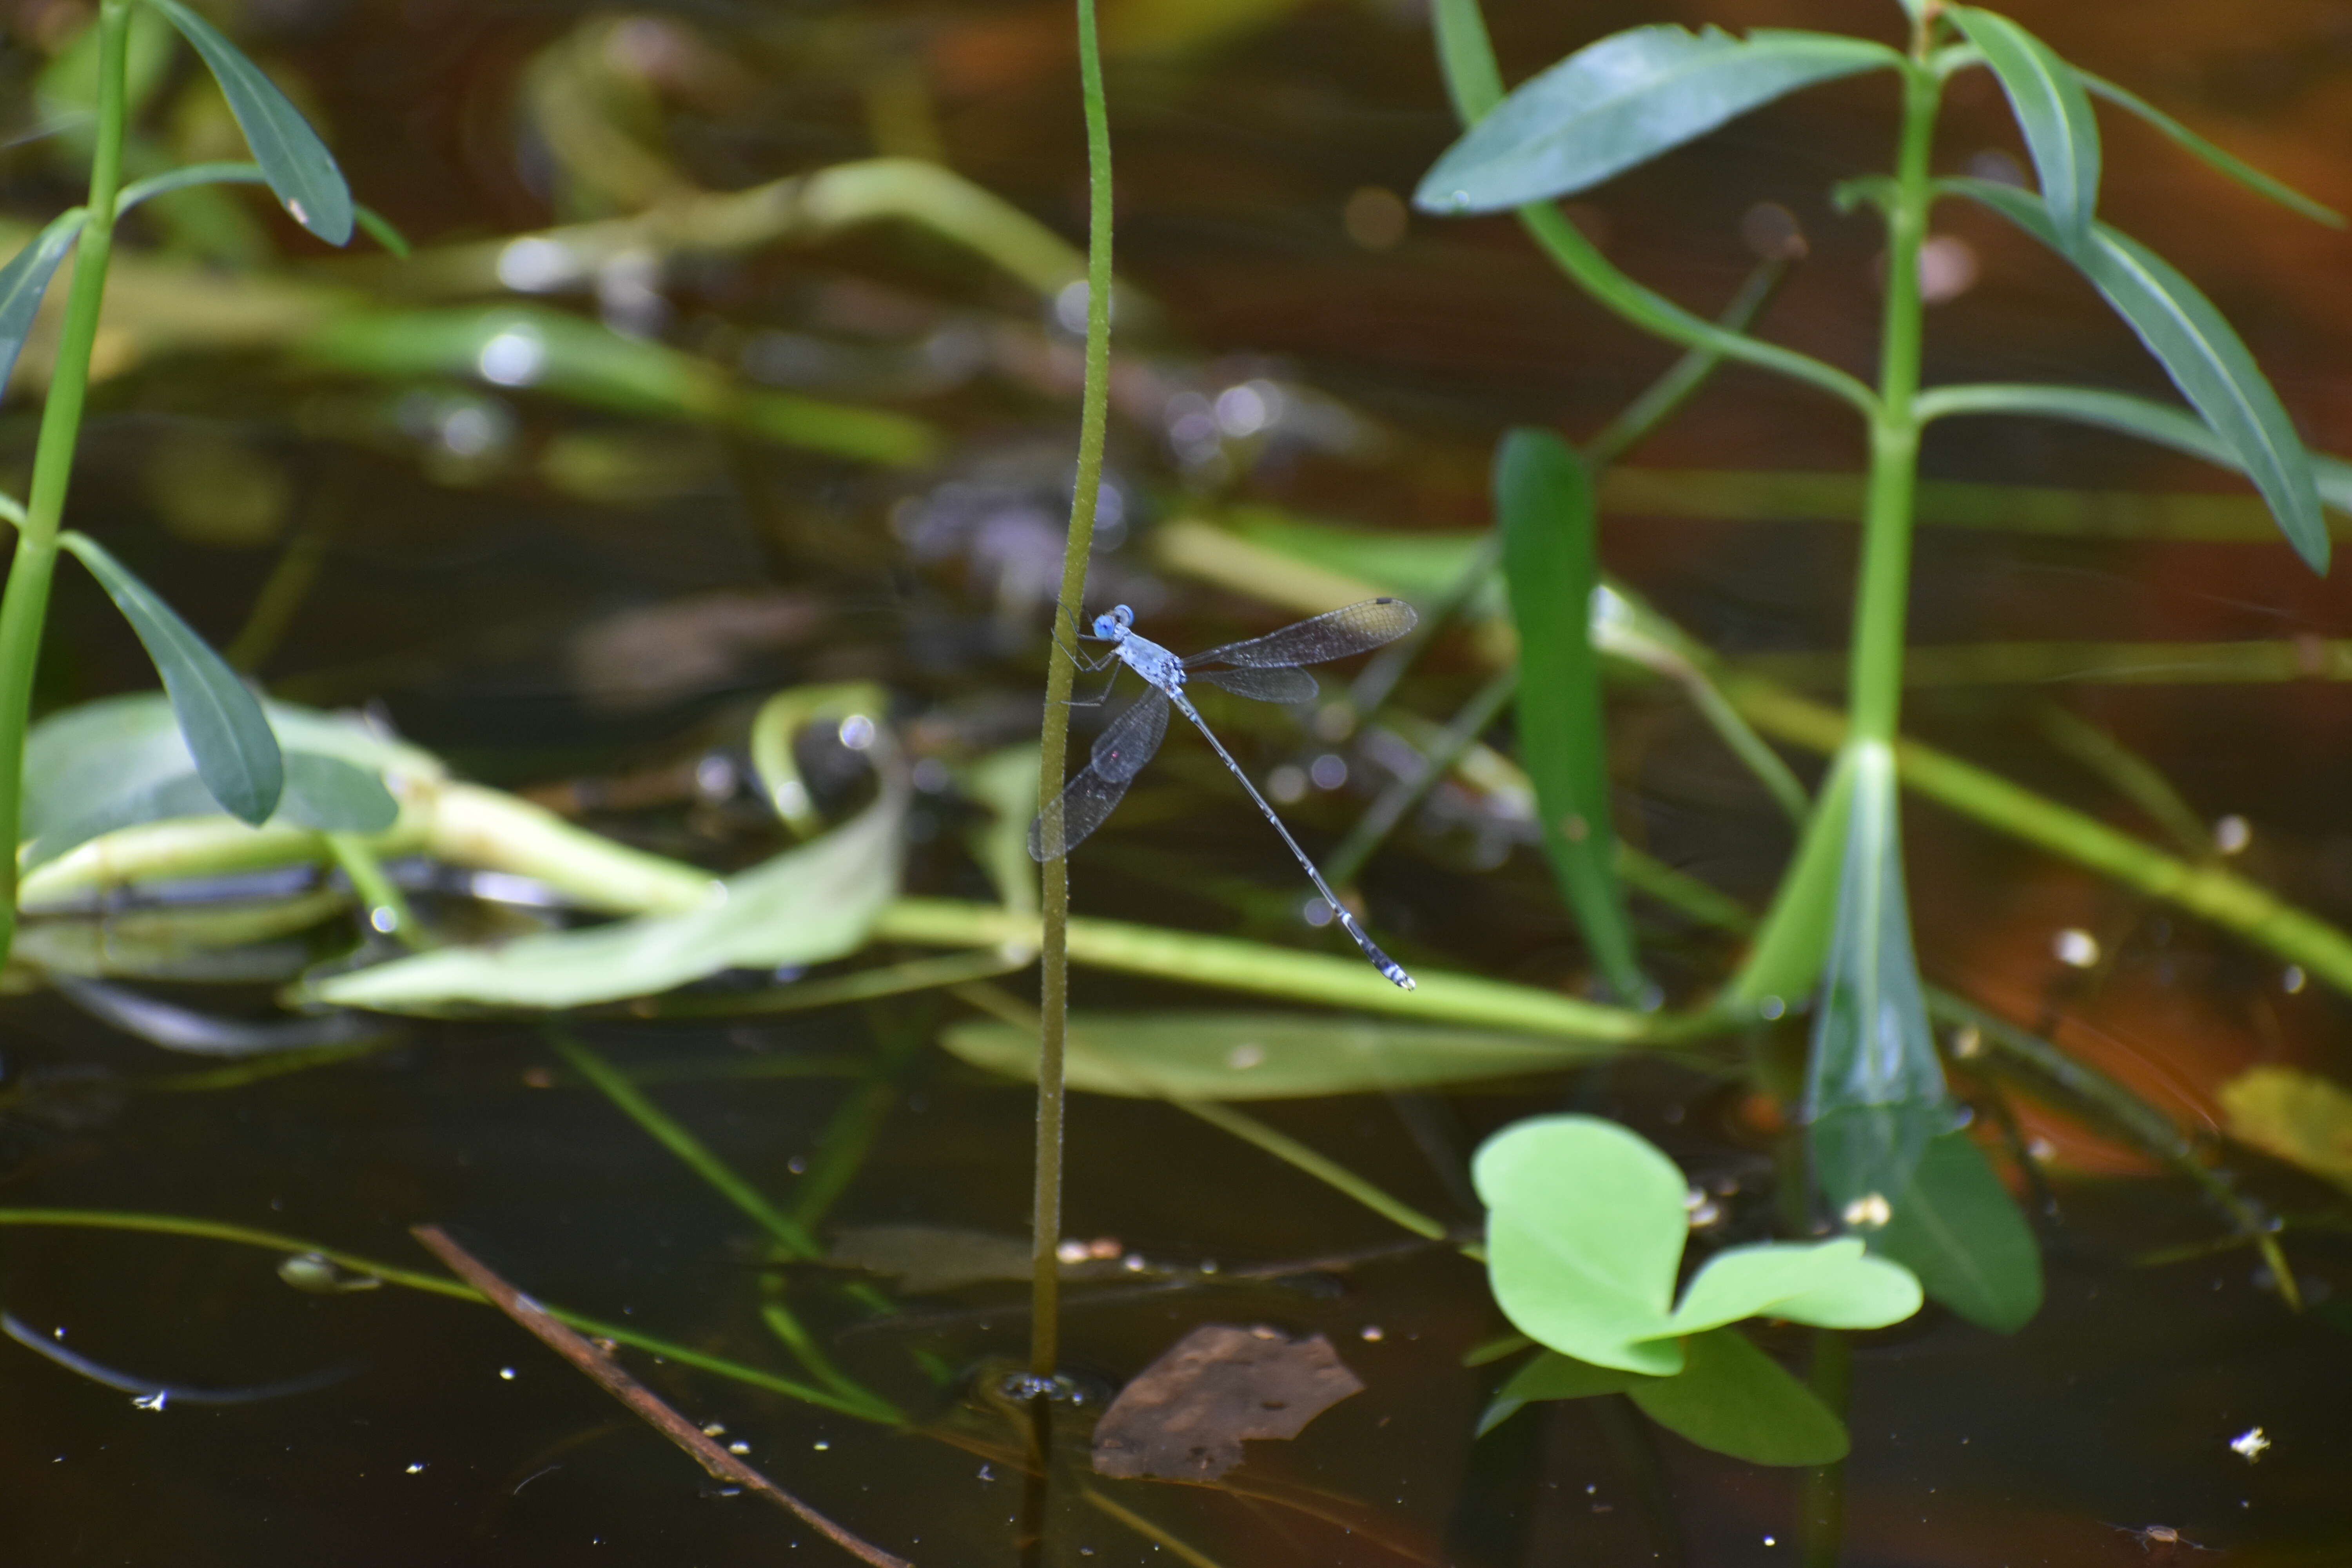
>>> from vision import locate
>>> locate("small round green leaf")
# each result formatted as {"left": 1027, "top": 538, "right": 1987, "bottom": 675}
{"left": 1664, "top": 1236, "right": 1922, "bottom": 1337}
{"left": 1473, "top": 1116, "right": 1688, "bottom": 1373}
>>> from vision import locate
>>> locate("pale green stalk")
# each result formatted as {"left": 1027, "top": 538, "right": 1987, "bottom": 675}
{"left": 1029, "top": 0, "right": 1115, "bottom": 1384}
{"left": 0, "top": 0, "right": 131, "bottom": 962}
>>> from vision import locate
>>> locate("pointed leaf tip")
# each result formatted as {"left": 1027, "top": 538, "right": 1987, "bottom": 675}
{"left": 58, "top": 531, "right": 283, "bottom": 824}
{"left": 142, "top": 0, "right": 353, "bottom": 245}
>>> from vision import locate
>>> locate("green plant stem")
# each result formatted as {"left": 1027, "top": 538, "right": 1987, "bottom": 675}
{"left": 1848, "top": 60, "right": 1940, "bottom": 750}
{"left": 1325, "top": 667, "right": 1517, "bottom": 889}
{"left": 0, "top": 1206, "right": 886, "bottom": 1419}
{"left": 1027, "top": 0, "right": 1115, "bottom": 1387}
{"left": 323, "top": 831, "right": 422, "bottom": 949}
{"left": 0, "top": 0, "right": 131, "bottom": 964}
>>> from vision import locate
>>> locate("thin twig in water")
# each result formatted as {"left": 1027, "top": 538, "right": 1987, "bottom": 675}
{"left": 409, "top": 1224, "right": 911, "bottom": 1568}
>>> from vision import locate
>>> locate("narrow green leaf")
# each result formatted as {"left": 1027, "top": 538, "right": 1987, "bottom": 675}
{"left": 60, "top": 531, "right": 283, "bottom": 825}
{"left": 353, "top": 205, "right": 411, "bottom": 258}
{"left": 0, "top": 210, "right": 88, "bottom": 402}
{"left": 1426, "top": 0, "right": 1504, "bottom": 122}
{"left": 1914, "top": 383, "right": 2352, "bottom": 518}
{"left": 1949, "top": 8, "right": 2100, "bottom": 253}
{"left": 1722, "top": 753, "right": 1854, "bottom": 1014}
{"left": 942, "top": 1013, "right": 1612, "bottom": 1099}
{"left": 308, "top": 760, "right": 907, "bottom": 1010}
{"left": 1474, "top": 1116, "right": 1688, "bottom": 1375}
{"left": 140, "top": 0, "right": 353, "bottom": 245}
{"left": 1624, "top": 1327, "right": 1849, "bottom": 1466}
{"left": 1868, "top": 1130, "right": 2043, "bottom": 1332}
{"left": 1660, "top": 1236, "right": 1921, "bottom": 1338}
{"left": 1477, "top": 1348, "right": 1641, "bottom": 1436}
{"left": 1949, "top": 178, "right": 2326, "bottom": 572}
{"left": 1804, "top": 742, "right": 1950, "bottom": 1214}
{"left": 960, "top": 743, "right": 1042, "bottom": 914}
{"left": 1416, "top": 25, "right": 1902, "bottom": 213}
{"left": 1496, "top": 430, "right": 1647, "bottom": 1004}
{"left": 2079, "top": 71, "right": 2343, "bottom": 229}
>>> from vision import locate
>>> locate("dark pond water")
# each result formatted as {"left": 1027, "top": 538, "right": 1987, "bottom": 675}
{"left": 3, "top": 0, "right": 2352, "bottom": 1561}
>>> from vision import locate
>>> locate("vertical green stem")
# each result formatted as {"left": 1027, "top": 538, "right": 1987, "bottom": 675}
{"left": 0, "top": 0, "right": 132, "bottom": 961}
{"left": 1847, "top": 57, "right": 1942, "bottom": 747}
{"left": 1030, "top": 0, "right": 1115, "bottom": 1382}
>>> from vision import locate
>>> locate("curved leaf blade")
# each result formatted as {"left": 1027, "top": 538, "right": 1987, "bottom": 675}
{"left": 1624, "top": 1327, "right": 1849, "bottom": 1466}
{"left": 60, "top": 531, "right": 283, "bottom": 825}
{"left": 140, "top": 0, "right": 352, "bottom": 245}
{"left": 1661, "top": 1236, "right": 1920, "bottom": 1337}
{"left": 309, "top": 763, "right": 907, "bottom": 1010}
{"left": 1416, "top": 25, "right": 1902, "bottom": 213}
{"left": 1477, "top": 1348, "right": 1640, "bottom": 1436}
{"left": 1949, "top": 8, "right": 2100, "bottom": 253}
{"left": 2080, "top": 71, "right": 2343, "bottom": 229}
{"left": 0, "top": 210, "right": 88, "bottom": 403}
{"left": 1497, "top": 430, "right": 1646, "bottom": 1003}
{"left": 1868, "top": 1129, "right": 2043, "bottom": 1332}
{"left": 1951, "top": 178, "right": 2327, "bottom": 571}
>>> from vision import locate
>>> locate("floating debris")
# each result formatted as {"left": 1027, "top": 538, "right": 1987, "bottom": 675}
{"left": 2230, "top": 1425, "right": 2271, "bottom": 1463}
{"left": 1091, "top": 1323, "right": 1364, "bottom": 1481}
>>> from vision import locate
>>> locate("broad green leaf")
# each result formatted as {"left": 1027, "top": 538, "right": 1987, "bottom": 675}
{"left": 1659, "top": 1236, "right": 1920, "bottom": 1338}
{"left": 1415, "top": 25, "right": 1902, "bottom": 214}
{"left": 1949, "top": 8, "right": 2100, "bottom": 253}
{"left": 2219, "top": 1065, "right": 2352, "bottom": 1191}
{"left": 1474, "top": 1115, "right": 1687, "bottom": 1374}
{"left": 60, "top": 531, "right": 283, "bottom": 826}
{"left": 308, "top": 755, "right": 907, "bottom": 1010}
{"left": 2079, "top": 71, "right": 2343, "bottom": 229}
{"left": 1497, "top": 430, "right": 1646, "bottom": 1004}
{"left": 1477, "top": 1348, "right": 1640, "bottom": 1436}
{"left": 1624, "top": 1327, "right": 1848, "bottom": 1466}
{"left": 0, "top": 211, "right": 87, "bottom": 402}
{"left": 22, "top": 693, "right": 420, "bottom": 867}
{"left": 299, "top": 307, "right": 937, "bottom": 468}
{"left": 1950, "top": 178, "right": 2326, "bottom": 572}
{"left": 941, "top": 1013, "right": 1612, "bottom": 1099}
{"left": 1869, "top": 1130, "right": 2043, "bottom": 1332}
{"left": 142, "top": 0, "right": 353, "bottom": 245}
{"left": 1804, "top": 742, "right": 1949, "bottom": 1214}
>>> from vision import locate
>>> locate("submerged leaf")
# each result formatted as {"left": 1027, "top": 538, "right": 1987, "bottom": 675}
{"left": 2220, "top": 1066, "right": 2352, "bottom": 1191}
{"left": 1496, "top": 429, "right": 1646, "bottom": 1003}
{"left": 1623, "top": 1326, "right": 1848, "bottom": 1466}
{"left": 1950, "top": 178, "right": 2326, "bottom": 572}
{"left": 142, "top": 0, "right": 353, "bottom": 244}
{"left": 309, "top": 748, "right": 907, "bottom": 1010}
{"left": 1415, "top": 25, "right": 1900, "bottom": 213}
{"left": 59, "top": 532, "right": 284, "bottom": 826}
{"left": 940, "top": 1012, "right": 1612, "bottom": 1099}
{"left": 1091, "top": 1324, "right": 1364, "bottom": 1480}
{"left": 1477, "top": 1348, "right": 1640, "bottom": 1436}
{"left": 1804, "top": 744, "right": 1950, "bottom": 1214}
{"left": 1949, "top": 8, "right": 2100, "bottom": 254}
{"left": 22, "top": 692, "right": 418, "bottom": 867}
{"left": 1868, "top": 1129, "right": 2043, "bottom": 1332}
{"left": 826, "top": 1226, "right": 1035, "bottom": 1293}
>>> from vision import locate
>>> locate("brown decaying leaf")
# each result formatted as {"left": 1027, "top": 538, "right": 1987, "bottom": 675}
{"left": 1091, "top": 1323, "right": 1365, "bottom": 1481}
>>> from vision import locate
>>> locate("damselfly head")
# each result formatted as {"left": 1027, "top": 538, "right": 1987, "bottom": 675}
{"left": 1092, "top": 605, "right": 1135, "bottom": 638}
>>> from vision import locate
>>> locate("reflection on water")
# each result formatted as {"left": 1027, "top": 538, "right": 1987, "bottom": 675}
{"left": 3, "top": 0, "right": 2352, "bottom": 1560}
